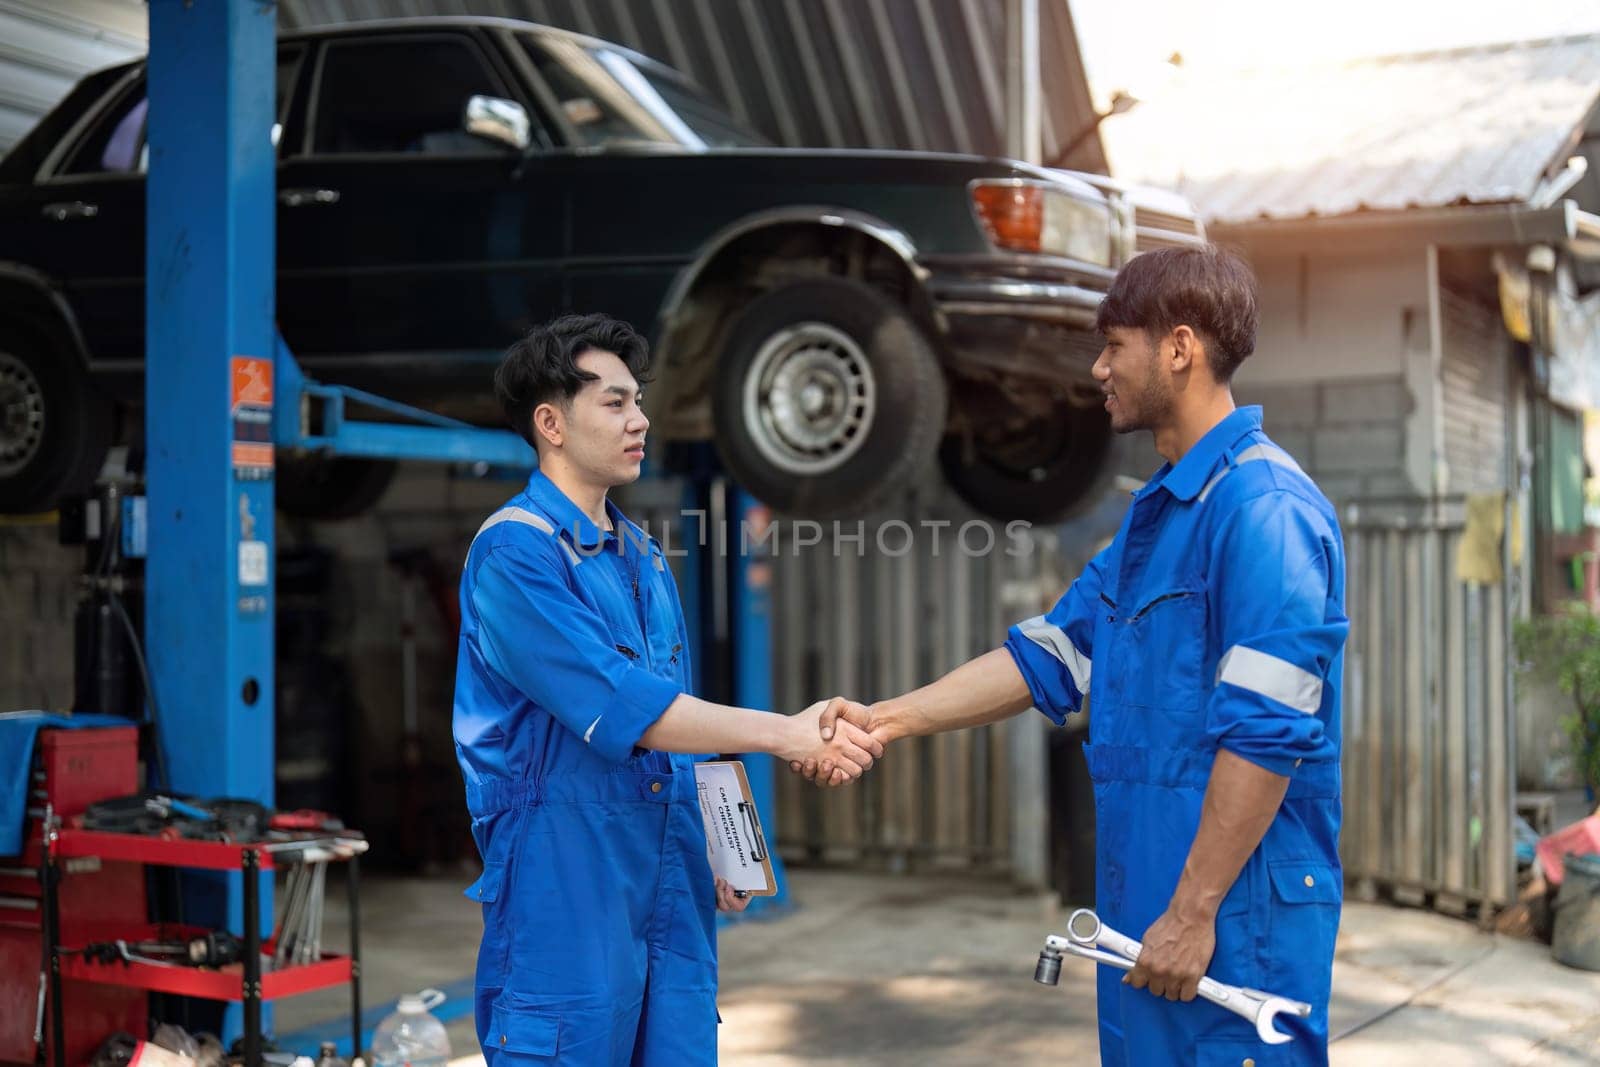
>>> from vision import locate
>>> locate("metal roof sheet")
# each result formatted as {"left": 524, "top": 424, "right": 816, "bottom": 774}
{"left": 1101, "top": 34, "right": 1600, "bottom": 225}
{"left": 277, "top": 0, "right": 1108, "bottom": 170}
{"left": 0, "top": 0, "right": 144, "bottom": 153}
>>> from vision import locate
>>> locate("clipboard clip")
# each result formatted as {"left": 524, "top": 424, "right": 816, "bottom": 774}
{"left": 737, "top": 801, "right": 768, "bottom": 863}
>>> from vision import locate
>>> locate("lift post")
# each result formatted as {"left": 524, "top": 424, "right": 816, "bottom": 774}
{"left": 143, "top": 0, "right": 278, "bottom": 1038}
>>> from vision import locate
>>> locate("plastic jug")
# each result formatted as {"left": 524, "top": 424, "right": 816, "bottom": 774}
{"left": 370, "top": 988, "right": 451, "bottom": 1067}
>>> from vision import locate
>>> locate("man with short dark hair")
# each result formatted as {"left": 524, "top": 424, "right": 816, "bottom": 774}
{"left": 455, "top": 313, "right": 880, "bottom": 1065}
{"left": 808, "top": 245, "right": 1348, "bottom": 1065}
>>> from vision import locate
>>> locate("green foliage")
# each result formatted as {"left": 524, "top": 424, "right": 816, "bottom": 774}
{"left": 1516, "top": 606, "right": 1600, "bottom": 792}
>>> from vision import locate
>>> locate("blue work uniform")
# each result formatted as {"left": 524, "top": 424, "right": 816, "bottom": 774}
{"left": 1005, "top": 407, "right": 1348, "bottom": 1067}
{"left": 453, "top": 470, "right": 716, "bottom": 1066}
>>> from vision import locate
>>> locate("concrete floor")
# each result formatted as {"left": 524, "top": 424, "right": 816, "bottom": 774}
{"left": 271, "top": 868, "right": 1600, "bottom": 1065}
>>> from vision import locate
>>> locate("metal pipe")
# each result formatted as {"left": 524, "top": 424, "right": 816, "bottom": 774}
{"left": 243, "top": 849, "right": 262, "bottom": 1067}
{"left": 1003, "top": 0, "right": 1041, "bottom": 165}
{"left": 348, "top": 854, "right": 364, "bottom": 1063}
{"left": 1213, "top": 201, "right": 1578, "bottom": 254}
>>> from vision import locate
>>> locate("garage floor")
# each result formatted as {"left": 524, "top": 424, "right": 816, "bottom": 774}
{"left": 271, "top": 868, "right": 1600, "bottom": 1066}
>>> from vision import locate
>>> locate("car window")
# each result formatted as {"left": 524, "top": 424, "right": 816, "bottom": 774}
{"left": 520, "top": 34, "right": 763, "bottom": 151}
{"left": 274, "top": 45, "right": 307, "bottom": 150}
{"left": 57, "top": 47, "right": 305, "bottom": 177}
{"left": 311, "top": 36, "right": 510, "bottom": 156}
{"left": 61, "top": 82, "right": 147, "bottom": 175}
{"left": 0, "top": 64, "right": 131, "bottom": 183}
{"left": 522, "top": 35, "right": 685, "bottom": 149}
{"left": 635, "top": 67, "right": 766, "bottom": 149}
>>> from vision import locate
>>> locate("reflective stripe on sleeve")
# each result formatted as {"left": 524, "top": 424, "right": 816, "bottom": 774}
{"left": 1216, "top": 644, "right": 1322, "bottom": 714}
{"left": 1018, "top": 615, "right": 1092, "bottom": 694}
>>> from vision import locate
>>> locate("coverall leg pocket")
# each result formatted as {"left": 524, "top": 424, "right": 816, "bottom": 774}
{"left": 1265, "top": 860, "right": 1339, "bottom": 1005}
{"left": 1262, "top": 860, "right": 1340, "bottom": 1062}
{"left": 485, "top": 997, "right": 561, "bottom": 1065}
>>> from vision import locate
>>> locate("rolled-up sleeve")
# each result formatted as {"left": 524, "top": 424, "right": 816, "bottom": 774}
{"left": 1003, "top": 545, "right": 1109, "bottom": 724}
{"left": 471, "top": 542, "right": 683, "bottom": 764}
{"left": 1204, "top": 491, "right": 1347, "bottom": 776}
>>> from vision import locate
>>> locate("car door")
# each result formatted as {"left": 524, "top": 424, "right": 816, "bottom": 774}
{"left": 8, "top": 67, "right": 149, "bottom": 372}
{"left": 275, "top": 29, "right": 565, "bottom": 403}
{"left": 6, "top": 49, "right": 307, "bottom": 387}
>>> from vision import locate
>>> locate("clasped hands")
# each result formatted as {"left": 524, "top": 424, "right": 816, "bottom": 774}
{"left": 782, "top": 697, "right": 883, "bottom": 787}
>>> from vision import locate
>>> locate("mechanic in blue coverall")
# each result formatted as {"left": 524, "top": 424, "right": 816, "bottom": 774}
{"left": 804, "top": 245, "right": 1348, "bottom": 1065}
{"left": 454, "top": 314, "right": 882, "bottom": 1066}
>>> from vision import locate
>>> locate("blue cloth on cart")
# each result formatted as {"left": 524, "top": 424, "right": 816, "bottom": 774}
{"left": 0, "top": 711, "right": 129, "bottom": 856}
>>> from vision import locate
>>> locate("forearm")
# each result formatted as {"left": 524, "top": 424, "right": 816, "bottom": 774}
{"left": 638, "top": 693, "right": 807, "bottom": 761}
{"left": 873, "top": 649, "right": 1033, "bottom": 742}
{"left": 1170, "top": 748, "right": 1289, "bottom": 920}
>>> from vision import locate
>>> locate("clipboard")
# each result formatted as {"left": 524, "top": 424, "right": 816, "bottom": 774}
{"left": 693, "top": 760, "right": 778, "bottom": 896}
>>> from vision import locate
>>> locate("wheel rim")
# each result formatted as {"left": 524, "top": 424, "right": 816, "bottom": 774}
{"left": 741, "top": 322, "right": 876, "bottom": 476}
{"left": 0, "top": 351, "right": 45, "bottom": 480}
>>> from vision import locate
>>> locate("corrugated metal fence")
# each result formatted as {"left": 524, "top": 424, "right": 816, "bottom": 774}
{"left": 767, "top": 501, "right": 1065, "bottom": 877}
{"left": 1340, "top": 501, "right": 1517, "bottom": 910}
{"left": 764, "top": 494, "right": 1521, "bottom": 911}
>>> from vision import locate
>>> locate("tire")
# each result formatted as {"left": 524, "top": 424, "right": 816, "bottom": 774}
{"left": 940, "top": 402, "right": 1114, "bottom": 524}
{"left": 275, "top": 455, "right": 397, "bottom": 520}
{"left": 0, "top": 323, "right": 110, "bottom": 515}
{"left": 712, "top": 278, "right": 947, "bottom": 518}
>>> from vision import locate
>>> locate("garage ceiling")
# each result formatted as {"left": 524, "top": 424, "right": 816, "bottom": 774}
{"left": 0, "top": 0, "right": 144, "bottom": 153}
{"left": 1, "top": 1, "right": 1107, "bottom": 173}
{"left": 277, "top": 0, "right": 1108, "bottom": 171}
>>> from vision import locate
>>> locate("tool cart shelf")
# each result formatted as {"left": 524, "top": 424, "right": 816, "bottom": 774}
{"left": 42, "top": 827, "right": 365, "bottom": 1067}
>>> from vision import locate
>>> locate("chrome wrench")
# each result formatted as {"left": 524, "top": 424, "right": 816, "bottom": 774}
{"left": 1036, "top": 907, "right": 1313, "bottom": 1046}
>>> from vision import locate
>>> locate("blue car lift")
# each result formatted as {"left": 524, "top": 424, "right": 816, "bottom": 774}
{"left": 140, "top": 0, "right": 780, "bottom": 1052}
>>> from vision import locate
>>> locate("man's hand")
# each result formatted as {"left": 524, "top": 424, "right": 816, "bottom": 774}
{"left": 1124, "top": 906, "right": 1216, "bottom": 1002}
{"left": 779, "top": 698, "right": 883, "bottom": 787}
{"left": 786, "top": 697, "right": 880, "bottom": 785}
{"left": 715, "top": 877, "right": 751, "bottom": 914}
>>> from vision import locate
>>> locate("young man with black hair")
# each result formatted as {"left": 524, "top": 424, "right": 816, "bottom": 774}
{"left": 808, "top": 245, "right": 1349, "bottom": 1065}
{"left": 454, "top": 313, "right": 880, "bottom": 1065}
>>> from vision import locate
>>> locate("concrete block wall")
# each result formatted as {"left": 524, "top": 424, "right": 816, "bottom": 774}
{"left": 1234, "top": 376, "right": 1415, "bottom": 506}
{"left": 282, "top": 463, "right": 510, "bottom": 867}
{"left": 0, "top": 521, "right": 79, "bottom": 712}
{"left": 0, "top": 466, "right": 508, "bottom": 868}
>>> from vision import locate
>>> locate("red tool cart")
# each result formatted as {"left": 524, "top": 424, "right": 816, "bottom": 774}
{"left": 38, "top": 825, "right": 366, "bottom": 1067}
{"left": 0, "top": 727, "right": 146, "bottom": 1067}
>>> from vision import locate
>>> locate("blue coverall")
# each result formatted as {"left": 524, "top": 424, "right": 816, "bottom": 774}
{"left": 454, "top": 470, "right": 716, "bottom": 1066}
{"left": 1005, "top": 407, "right": 1348, "bottom": 1067}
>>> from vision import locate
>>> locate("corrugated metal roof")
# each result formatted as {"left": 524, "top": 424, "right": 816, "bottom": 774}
{"left": 0, "top": 0, "right": 144, "bottom": 152}
{"left": 277, "top": 0, "right": 1108, "bottom": 171}
{"left": 1101, "top": 34, "right": 1600, "bottom": 225}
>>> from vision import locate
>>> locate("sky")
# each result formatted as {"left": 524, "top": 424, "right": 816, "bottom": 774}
{"left": 1071, "top": 0, "right": 1600, "bottom": 108}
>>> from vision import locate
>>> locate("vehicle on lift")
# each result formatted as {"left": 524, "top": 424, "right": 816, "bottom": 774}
{"left": 0, "top": 16, "right": 1201, "bottom": 522}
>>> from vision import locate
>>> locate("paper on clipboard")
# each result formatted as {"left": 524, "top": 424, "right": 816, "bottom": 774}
{"left": 694, "top": 760, "right": 777, "bottom": 896}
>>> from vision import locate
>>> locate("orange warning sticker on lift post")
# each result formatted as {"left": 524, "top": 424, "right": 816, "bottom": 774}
{"left": 231, "top": 356, "right": 274, "bottom": 473}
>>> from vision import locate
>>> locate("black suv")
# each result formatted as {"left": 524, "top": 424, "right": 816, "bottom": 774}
{"left": 0, "top": 16, "right": 1201, "bottom": 521}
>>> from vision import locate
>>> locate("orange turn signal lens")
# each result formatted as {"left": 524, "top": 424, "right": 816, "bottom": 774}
{"left": 971, "top": 183, "right": 1043, "bottom": 252}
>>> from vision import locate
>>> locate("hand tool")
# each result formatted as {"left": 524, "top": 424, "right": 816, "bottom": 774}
{"left": 1034, "top": 908, "right": 1313, "bottom": 1045}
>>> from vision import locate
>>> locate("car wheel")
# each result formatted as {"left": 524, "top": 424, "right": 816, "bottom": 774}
{"left": 0, "top": 324, "right": 110, "bottom": 515}
{"left": 712, "top": 278, "right": 947, "bottom": 517}
{"left": 275, "top": 455, "right": 397, "bottom": 520}
{"left": 939, "top": 402, "right": 1114, "bottom": 524}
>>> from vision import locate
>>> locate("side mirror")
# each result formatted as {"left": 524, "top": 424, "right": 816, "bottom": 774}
{"left": 463, "top": 95, "right": 531, "bottom": 152}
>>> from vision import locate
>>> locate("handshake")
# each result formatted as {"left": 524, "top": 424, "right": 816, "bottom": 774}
{"left": 780, "top": 696, "right": 891, "bottom": 788}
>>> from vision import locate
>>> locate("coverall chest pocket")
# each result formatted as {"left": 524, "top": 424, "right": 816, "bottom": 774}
{"left": 1120, "top": 584, "right": 1206, "bottom": 713}
{"left": 643, "top": 571, "right": 684, "bottom": 683}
